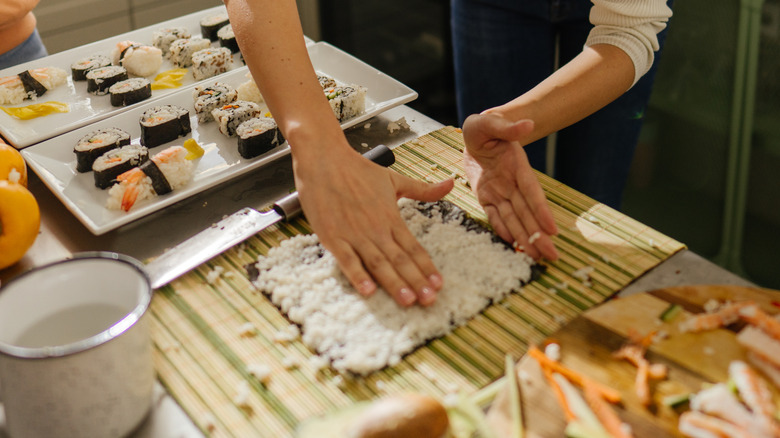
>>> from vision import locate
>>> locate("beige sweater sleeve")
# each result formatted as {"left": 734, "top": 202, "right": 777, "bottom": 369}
{"left": 586, "top": 0, "right": 673, "bottom": 86}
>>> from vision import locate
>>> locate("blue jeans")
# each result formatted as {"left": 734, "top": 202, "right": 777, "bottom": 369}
{"left": 0, "top": 29, "right": 48, "bottom": 71}
{"left": 451, "top": 0, "right": 672, "bottom": 209}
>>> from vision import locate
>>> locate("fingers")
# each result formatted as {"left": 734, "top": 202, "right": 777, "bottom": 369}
{"left": 323, "top": 219, "right": 443, "bottom": 308}
{"left": 394, "top": 174, "right": 454, "bottom": 202}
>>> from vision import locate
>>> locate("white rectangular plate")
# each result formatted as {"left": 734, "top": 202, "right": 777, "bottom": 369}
{"left": 22, "top": 42, "right": 417, "bottom": 235}
{"left": 0, "top": 5, "right": 314, "bottom": 149}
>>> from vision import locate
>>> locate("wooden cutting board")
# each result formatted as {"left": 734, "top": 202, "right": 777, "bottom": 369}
{"left": 509, "top": 285, "right": 780, "bottom": 438}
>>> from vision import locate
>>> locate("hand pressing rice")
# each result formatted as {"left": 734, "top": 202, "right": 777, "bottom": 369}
{"left": 251, "top": 199, "right": 536, "bottom": 375}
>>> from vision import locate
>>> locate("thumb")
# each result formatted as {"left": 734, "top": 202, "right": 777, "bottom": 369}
{"left": 392, "top": 173, "right": 454, "bottom": 202}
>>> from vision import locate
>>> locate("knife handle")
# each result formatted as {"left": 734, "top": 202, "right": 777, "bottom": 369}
{"left": 272, "top": 144, "right": 396, "bottom": 219}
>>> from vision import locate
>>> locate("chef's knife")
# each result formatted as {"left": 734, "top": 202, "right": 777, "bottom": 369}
{"left": 146, "top": 144, "right": 396, "bottom": 289}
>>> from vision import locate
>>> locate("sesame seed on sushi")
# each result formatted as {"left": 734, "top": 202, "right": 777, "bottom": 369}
{"left": 112, "top": 41, "right": 163, "bottom": 77}
{"left": 109, "top": 78, "right": 152, "bottom": 107}
{"left": 0, "top": 67, "right": 68, "bottom": 104}
{"left": 169, "top": 38, "right": 212, "bottom": 68}
{"left": 139, "top": 104, "right": 192, "bottom": 148}
{"left": 211, "top": 100, "right": 262, "bottom": 137}
{"left": 193, "top": 82, "right": 237, "bottom": 123}
{"left": 74, "top": 128, "right": 131, "bottom": 173}
{"left": 199, "top": 13, "right": 230, "bottom": 41}
{"left": 216, "top": 24, "right": 239, "bottom": 53}
{"left": 317, "top": 74, "right": 337, "bottom": 89}
{"left": 191, "top": 47, "right": 233, "bottom": 81}
{"left": 151, "top": 27, "right": 192, "bottom": 58}
{"left": 236, "top": 117, "right": 285, "bottom": 159}
{"left": 71, "top": 54, "right": 112, "bottom": 81}
{"left": 92, "top": 144, "right": 149, "bottom": 189}
{"left": 86, "top": 66, "right": 128, "bottom": 95}
{"left": 325, "top": 85, "right": 367, "bottom": 122}
{"left": 106, "top": 146, "right": 194, "bottom": 212}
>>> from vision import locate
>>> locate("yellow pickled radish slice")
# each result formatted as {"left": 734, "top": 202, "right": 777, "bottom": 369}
{"left": 1, "top": 101, "right": 69, "bottom": 120}
{"left": 183, "top": 138, "right": 204, "bottom": 160}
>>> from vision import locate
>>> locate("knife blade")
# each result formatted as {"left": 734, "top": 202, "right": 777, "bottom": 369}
{"left": 146, "top": 144, "right": 396, "bottom": 289}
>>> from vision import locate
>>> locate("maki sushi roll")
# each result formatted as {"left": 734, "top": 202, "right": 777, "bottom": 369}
{"left": 151, "top": 27, "right": 192, "bottom": 57}
{"left": 0, "top": 67, "right": 68, "bottom": 104}
{"left": 109, "top": 78, "right": 152, "bottom": 107}
{"left": 192, "top": 82, "right": 237, "bottom": 123}
{"left": 325, "top": 85, "right": 367, "bottom": 121}
{"left": 217, "top": 24, "right": 239, "bottom": 53}
{"left": 107, "top": 146, "right": 194, "bottom": 212}
{"left": 74, "top": 128, "right": 131, "bottom": 173}
{"left": 191, "top": 47, "right": 232, "bottom": 81}
{"left": 236, "top": 117, "right": 285, "bottom": 159}
{"left": 211, "top": 100, "right": 262, "bottom": 137}
{"left": 112, "top": 41, "right": 163, "bottom": 77}
{"left": 86, "top": 66, "right": 128, "bottom": 95}
{"left": 92, "top": 144, "right": 149, "bottom": 189}
{"left": 70, "top": 54, "right": 112, "bottom": 81}
{"left": 317, "top": 74, "right": 337, "bottom": 89}
{"left": 200, "top": 13, "right": 230, "bottom": 41}
{"left": 139, "top": 104, "right": 191, "bottom": 147}
{"left": 169, "top": 38, "right": 211, "bottom": 68}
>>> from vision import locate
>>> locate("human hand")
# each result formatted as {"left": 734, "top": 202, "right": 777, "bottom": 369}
{"left": 462, "top": 113, "right": 559, "bottom": 260}
{"left": 294, "top": 147, "right": 454, "bottom": 307}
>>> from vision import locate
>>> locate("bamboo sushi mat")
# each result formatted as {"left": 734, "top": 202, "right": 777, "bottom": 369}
{"left": 149, "top": 126, "right": 686, "bottom": 437}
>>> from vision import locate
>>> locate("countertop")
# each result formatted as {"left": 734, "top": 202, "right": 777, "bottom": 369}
{"left": 0, "top": 104, "right": 756, "bottom": 437}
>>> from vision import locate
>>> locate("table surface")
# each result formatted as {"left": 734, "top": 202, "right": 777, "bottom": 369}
{"left": 0, "top": 104, "right": 756, "bottom": 438}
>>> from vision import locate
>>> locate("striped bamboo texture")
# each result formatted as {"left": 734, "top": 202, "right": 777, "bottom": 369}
{"left": 149, "top": 126, "right": 686, "bottom": 437}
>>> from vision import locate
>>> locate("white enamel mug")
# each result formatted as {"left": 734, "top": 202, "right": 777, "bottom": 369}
{"left": 0, "top": 252, "right": 154, "bottom": 438}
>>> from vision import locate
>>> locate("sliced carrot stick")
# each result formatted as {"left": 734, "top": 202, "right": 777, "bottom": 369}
{"left": 583, "top": 382, "right": 634, "bottom": 438}
{"left": 528, "top": 346, "right": 622, "bottom": 403}
{"left": 541, "top": 364, "right": 576, "bottom": 421}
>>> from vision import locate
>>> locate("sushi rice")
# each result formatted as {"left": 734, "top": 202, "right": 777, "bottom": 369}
{"left": 0, "top": 67, "right": 68, "bottom": 105}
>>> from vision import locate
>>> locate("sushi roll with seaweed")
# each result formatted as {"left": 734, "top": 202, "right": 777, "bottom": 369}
{"left": 211, "top": 100, "right": 262, "bottom": 137}
{"left": 71, "top": 55, "right": 112, "bottom": 81}
{"left": 139, "top": 104, "right": 192, "bottom": 147}
{"left": 216, "top": 24, "right": 239, "bottom": 53}
{"left": 112, "top": 41, "right": 163, "bottom": 77}
{"left": 200, "top": 14, "right": 230, "bottom": 41}
{"left": 106, "top": 146, "right": 194, "bottom": 212}
{"left": 0, "top": 67, "right": 68, "bottom": 104}
{"left": 92, "top": 144, "right": 149, "bottom": 189}
{"left": 191, "top": 47, "right": 232, "bottom": 81}
{"left": 192, "top": 82, "right": 237, "bottom": 123}
{"left": 325, "top": 85, "right": 367, "bottom": 121}
{"left": 109, "top": 78, "right": 152, "bottom": 107}
{"left": 86, "top": 66, "right": 128, "bottom": 95}
{"left": 74, "top": 128, "right": 131, "bottom": 173}
{"left": 169, "top": 38, "right": 211, "bottom": 68}
{"left": 151, "top": 27, "right": 192, "bottom": 57}
{"left": 236, "top": 117, "right": 285, "bottom": 159}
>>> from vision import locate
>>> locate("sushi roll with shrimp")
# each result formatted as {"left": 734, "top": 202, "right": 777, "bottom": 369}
{"left": 151, "top": 27, "right": 191, "bottom": 57}
{"left": 211, "top": 100, "right": 262, "bottom": 137}
{"left": 92, "top": 144, "right": 149, "bottom": 189}
{"left": 106, "top": 145, "right": 194, "bottom": 212}
{"left": 71, "top": 54, "right": 112, "bottom": 81}
{"left": 74, "top": 128, "right": 131, "bottom": 173}
{"left": 86, "top": 66, "right": 128, "bottom": 95}
{"left": 0, "top": 67, "right": 68, "bottom": 104}
{"left": 139, "top": 104, "right": 191, "bottom": 147}
{"left": 192, "top": 82, "right": 237, "bottom": 123}
{"left": 200, "top": 14, "right": 230, "bottom": 41}
{"left": 112, "top": 41, "right": 163, "bottom": 77}
{"left": 236, "top": 117, "right": 284, "bottom": 159}
{"left": 109, "top": 78, "right": 152, "bottom": 106}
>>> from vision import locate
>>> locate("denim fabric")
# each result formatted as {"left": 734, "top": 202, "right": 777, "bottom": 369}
{"left": 0, "top": 29, "right": 48, "bottom": 71}
{"left": 451, "top": 0, "right": 672, "bottom": 209}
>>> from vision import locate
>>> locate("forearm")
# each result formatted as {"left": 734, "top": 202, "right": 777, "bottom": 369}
{"left": 224, "top": 0, "right": 352, "bottom": 166}
{"left": 484, "top": 44, "right": 634, "bottom": 144}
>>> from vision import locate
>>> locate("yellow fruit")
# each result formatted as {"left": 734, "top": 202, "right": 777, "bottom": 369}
{"left": 0, "top": 142, "right": 27, "bottom": 187}
{"left": 0, "top": 180, "right": 40, "bottom": 270}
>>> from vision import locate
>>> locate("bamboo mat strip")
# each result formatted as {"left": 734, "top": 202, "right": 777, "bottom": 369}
{"left": 149, "top": 126, "right": 685, "bottom": 437}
